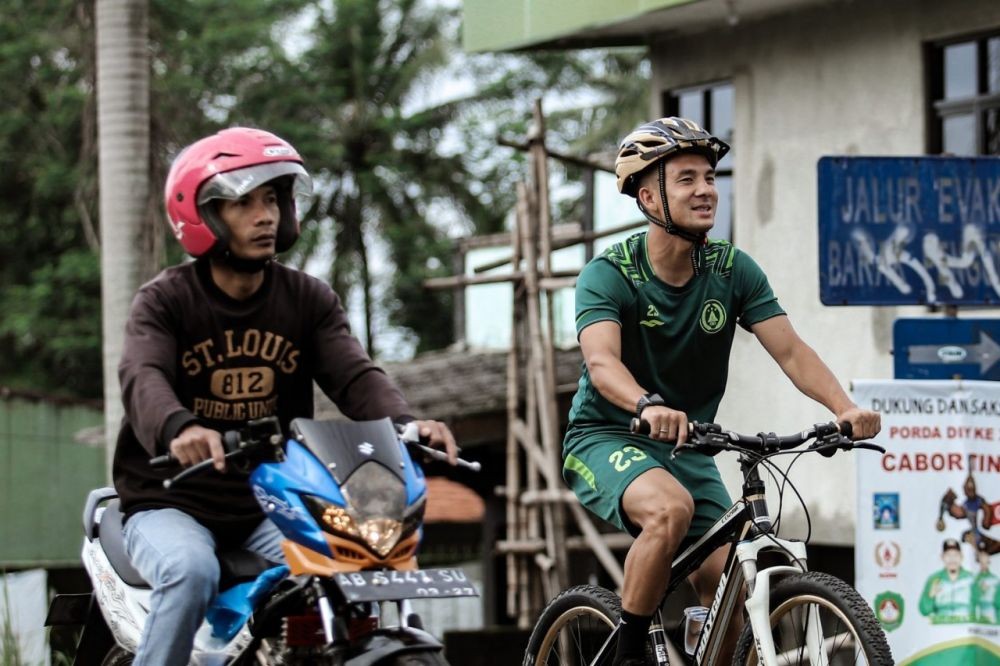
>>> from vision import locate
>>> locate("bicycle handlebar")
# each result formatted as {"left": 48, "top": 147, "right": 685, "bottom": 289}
{"left": 629, "top": 418, "right": 885, "bottom": 459}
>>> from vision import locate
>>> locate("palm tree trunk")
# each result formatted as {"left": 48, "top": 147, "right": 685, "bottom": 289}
{"left": 96, "top": 0, "right": 149, "bottom": 480}
{"left": 358, "top": 232, "right": 374, "bottom": 358}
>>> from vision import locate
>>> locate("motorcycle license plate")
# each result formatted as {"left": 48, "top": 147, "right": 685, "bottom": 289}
{"left": 333, "top": 568, "right": 479, "bottom": 603}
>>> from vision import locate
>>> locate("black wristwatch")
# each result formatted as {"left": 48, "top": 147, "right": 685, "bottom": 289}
{"left": 636, "top": 392, "right": 666, "bottom": 419}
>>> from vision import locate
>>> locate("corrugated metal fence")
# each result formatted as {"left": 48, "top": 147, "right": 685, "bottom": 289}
{"left": 0, "top": 393, "right": 104, "bottom": 567}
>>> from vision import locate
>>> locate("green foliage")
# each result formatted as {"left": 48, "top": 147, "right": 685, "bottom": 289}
{"left": 0, "top": 0, "right": 99, "bottom": 399}
{"left": 0, "top": 250, "right": 101, "bottom": 397}
{"left": 0, "top": 0, "right": 650, "bottom": 394}
{"left": 0, "top": 0, "right": 306, "bottom": 399}
{"left": 226, "top": 0, "right": 487, "bottom": 355}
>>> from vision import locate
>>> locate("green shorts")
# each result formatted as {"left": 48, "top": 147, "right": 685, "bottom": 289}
{"left": 563, "top": 424, "right": 731, "bottom": 538}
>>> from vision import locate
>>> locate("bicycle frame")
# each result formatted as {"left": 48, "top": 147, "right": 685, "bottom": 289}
{"left": 590, "top": 452, "right": 813, "bottom": 666}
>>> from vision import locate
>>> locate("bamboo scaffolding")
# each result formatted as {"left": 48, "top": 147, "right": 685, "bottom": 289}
{"left": 422, "top": 98, "right": 630, "bottom": 626}
{"left": 469, "top": 219, "right": 644, "bottom": 275}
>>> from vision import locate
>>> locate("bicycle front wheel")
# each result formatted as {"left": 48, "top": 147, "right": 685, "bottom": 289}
{"left": 733, "top": 571, "right": 893, "bottom": 665}
{"left": 523, "top": 585, "right": 621, "bottom": 666}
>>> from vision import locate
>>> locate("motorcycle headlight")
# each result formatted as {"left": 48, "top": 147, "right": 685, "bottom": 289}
{"left": 304, "top": 461, "right": 407, "bottom": 558}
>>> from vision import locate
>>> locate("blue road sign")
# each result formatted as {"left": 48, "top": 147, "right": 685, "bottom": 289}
{"left": 893, "top": 318, "right": 1000, "bottom": 380}
{"left": 818, "top": 156, "right": 1000, "bottom": 306}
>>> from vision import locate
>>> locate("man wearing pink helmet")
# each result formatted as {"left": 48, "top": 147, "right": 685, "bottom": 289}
{"left": 113, "top": 127, "right": 457, "bottom": 665}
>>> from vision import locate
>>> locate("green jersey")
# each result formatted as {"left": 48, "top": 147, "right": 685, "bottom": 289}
{"left": 568, "top": 232, "right": 785, "bottom": 427}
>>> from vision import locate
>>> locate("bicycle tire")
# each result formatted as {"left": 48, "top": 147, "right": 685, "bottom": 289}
{"left": 523, "top": 585, "right": 622, "bottom": 666}
{"left": 732, "top": 571, "right": 893, "bottom": 666}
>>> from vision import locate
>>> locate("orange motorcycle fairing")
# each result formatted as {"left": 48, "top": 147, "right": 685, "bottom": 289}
{"left": 282, "top": 532, "right": 420, "bottom": 575}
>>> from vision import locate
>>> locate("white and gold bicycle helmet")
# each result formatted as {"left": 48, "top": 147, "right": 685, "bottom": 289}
{"left": 616, "top": 117, "right": 729, "bottom": 197}
{"left": 614, "top": 117, "right": 730, "bottom": 244}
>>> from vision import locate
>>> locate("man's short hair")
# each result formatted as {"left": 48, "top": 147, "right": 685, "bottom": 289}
{"left": 943, "top": 538, "right": 962, "bottom": 553}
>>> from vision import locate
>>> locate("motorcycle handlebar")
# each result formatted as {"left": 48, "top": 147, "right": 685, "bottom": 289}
{"left": 154, "top": 420, "right": 481, "bottom": 488}
{"left": 397, "top": 422, "right": 481, "bottom": 472}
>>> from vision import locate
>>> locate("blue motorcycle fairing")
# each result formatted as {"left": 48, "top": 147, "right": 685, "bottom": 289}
{"left": 290, "top": 417, "right": 426, "bottom": 515}
{"left": 250, "top": 439, "right": 345, "bottom": 557}
{"left": 206, "top": 564, "right": 289, "bottom": 641}
{"left": 249, "top": 418, "right": 429, "bottom": 558}
{"left": 397, "top": 439, "right": 426, "bottom": 507}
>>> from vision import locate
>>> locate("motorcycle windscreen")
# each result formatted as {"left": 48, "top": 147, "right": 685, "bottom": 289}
{"left": 289, "top": 417, "right": 406, "bottom": 486}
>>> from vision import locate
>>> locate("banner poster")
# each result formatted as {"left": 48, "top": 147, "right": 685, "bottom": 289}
{"left": 854, "top": 379, "right": 1000, "bottom": 665}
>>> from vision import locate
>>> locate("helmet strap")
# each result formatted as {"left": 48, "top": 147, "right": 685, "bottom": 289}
{"left": 635, "top": 161, "right": 707, "bottom": 245}
{"left": 634, "top": 160, "right": 706, "bottom": 276}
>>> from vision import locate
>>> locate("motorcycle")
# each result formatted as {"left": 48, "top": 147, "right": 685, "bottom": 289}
{"left": 46, "top": 415, "right": 481, "bottom": 665}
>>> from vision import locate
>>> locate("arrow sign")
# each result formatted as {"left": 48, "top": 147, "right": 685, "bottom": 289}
{"left": 894, "top": 319, "right": 1000, "bottom": 380}
{"left": 908, "top": 331, "right": 1000, "bottom": 374}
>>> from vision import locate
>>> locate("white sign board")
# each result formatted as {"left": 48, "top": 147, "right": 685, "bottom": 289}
{"left": 854, "top": 379, "right": 1000, "bottom": 664}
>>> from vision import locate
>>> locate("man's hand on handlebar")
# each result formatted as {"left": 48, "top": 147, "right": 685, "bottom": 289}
{"left": 834, "top": 406, "right": 881, "bottom": 441}
{"left": 413, "top": 419, "right": 458, "bottom": 465}
{"left": 639, "top": 405, "right": 689, "bottom": 446}
{"left": 169, "top": 424, "right": 227, "bottom": 472}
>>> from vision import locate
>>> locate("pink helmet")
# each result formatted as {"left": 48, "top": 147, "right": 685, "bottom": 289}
{"left": 164, "top": 127, "right": 313, "bottom": 257}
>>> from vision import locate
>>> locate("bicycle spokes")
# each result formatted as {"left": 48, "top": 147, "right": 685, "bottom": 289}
{"left": 536, "top": 606, "right": 617, "bottom": 666}
{"left": 767, "top": 596, "right": 867, "bottom": 665}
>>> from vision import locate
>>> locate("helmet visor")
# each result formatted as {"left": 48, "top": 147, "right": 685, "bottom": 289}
{"left": 197, "top": 162, "right": 314, "bottom": 212}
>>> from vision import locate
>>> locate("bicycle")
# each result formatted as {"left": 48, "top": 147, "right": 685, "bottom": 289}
{"left": 523, "top": 420, "right": 894, "bottom": 665}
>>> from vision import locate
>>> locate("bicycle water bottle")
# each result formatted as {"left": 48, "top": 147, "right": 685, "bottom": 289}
{"left": 682, "top": 605, "right": 708, "bottom": 656}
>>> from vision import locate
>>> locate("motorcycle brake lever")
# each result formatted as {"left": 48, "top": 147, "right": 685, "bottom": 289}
{"left": 163, "top": 458, "right": 216, "bottom": 489}
{"left": 162, "top": 448, "right": 249, "bottom": 489}
{"left": 410, "top": 442, "right": 481, "bottom": 472}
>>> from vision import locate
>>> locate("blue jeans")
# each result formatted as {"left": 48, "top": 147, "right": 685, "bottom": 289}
{"left": 123, "top": 508, "right": 284, "bottom": 666}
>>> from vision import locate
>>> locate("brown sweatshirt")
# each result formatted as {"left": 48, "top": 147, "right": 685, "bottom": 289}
{"left": 112, "top": 259, "right": 413, "bottom": 544}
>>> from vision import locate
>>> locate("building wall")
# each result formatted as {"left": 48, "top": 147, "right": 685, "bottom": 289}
{"left": 648, "top": 0, "right": 1000, "bottom": 543}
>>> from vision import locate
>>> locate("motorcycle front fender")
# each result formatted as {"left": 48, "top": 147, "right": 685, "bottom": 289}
{"left": 346, "top": 626, "right": 444, "bottom": 666}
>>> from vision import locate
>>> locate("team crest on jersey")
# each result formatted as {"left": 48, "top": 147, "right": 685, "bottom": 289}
{"left": 699, "top": 300, "right": 726, "bottom": 333}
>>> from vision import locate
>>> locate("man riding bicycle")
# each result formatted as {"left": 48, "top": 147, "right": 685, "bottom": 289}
{"left": 562, "top": 117, "right": 881, "bottom": 665}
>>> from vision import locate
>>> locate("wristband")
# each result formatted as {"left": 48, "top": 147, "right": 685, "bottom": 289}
{"left": 636, "top": 393, "right": 666, "bottom": 419}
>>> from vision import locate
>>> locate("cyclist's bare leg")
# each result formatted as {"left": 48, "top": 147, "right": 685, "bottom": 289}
{"left": 688, "top": 545, "right": 743, "bottom": 663}
{"left": 620, "top": 468, "right": 694, "bottom": 614}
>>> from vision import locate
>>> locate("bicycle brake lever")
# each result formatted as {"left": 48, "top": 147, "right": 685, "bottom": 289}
{"left": 669, "top": 441, "right": 694, "bottom": 460}
{"left": 852, "top": 442, "right": 886, "bottom": 454}
{"left": 670, "top": 434, "right": 728, "bottom": 460}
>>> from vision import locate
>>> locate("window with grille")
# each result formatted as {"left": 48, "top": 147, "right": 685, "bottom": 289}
{"left": 663, "top": 81, "right": 734, "bottom": 241}
{"left": 928, "top": 31, "right": 1000, "bottom": 156}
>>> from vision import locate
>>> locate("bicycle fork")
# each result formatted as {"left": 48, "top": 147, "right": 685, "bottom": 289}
{"left": 739, "top": 538, "right": 812, "bottom": 666}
